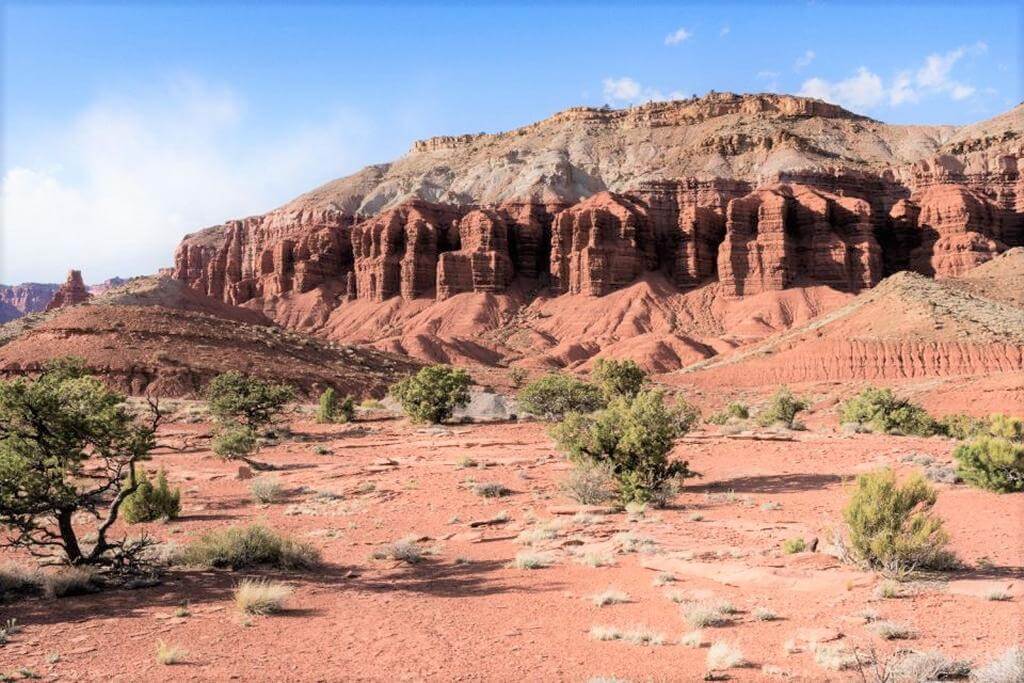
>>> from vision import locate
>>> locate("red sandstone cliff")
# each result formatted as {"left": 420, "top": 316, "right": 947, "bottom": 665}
{"left": 0, "top": 283, "right": 59, "bottom": 323}
{"left": 166, "top": 95, "right": 1024, "bottom": 368}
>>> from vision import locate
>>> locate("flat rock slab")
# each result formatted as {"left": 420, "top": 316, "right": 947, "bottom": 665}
{"left": 639, "top": 556, "right": 872, "bottom": 593}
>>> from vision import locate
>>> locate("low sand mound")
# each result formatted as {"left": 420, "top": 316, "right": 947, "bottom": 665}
{"left": 681, "top": 268, "right": 1024, "bottom": 386}
{"left": 0, "top": 278, "right": 417, "bottom": 397}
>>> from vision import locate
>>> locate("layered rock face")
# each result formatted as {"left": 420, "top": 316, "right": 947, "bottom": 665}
{"left": 45, "top": 270, "right": 91, "bottom": 311}
{"left": 0, "top": 283, "right": 59, "bottom": 323}
{"left": 169, "top": 96, "right": 1024, "bottom": 330}
{"left": 550, "top": 193, "right": 653, "bottom": 295}
{"left": 174, "top": 207, "right": 353, "bottom": 306}
{"left": 437, "top": 210, "right": 514, "bottom": 299}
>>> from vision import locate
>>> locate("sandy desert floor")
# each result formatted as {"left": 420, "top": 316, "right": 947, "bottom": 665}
{"left": 0, "top": 404, "right": 1021, "bottom": 682}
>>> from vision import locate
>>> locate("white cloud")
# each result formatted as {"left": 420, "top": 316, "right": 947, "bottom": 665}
{"left": 719, "top": 25, "right": 730, "bottom": 37}
{"left": 602, "top": 77, "right": 685, "bottom": 105}
{"left": 756, "top": 70, "right": 782, "bottom": 93}
{"left": 1, "top": 76, "right": 380, "bottom": 284}
{"left": 799, "top": 67, "right": 885, "bottom": 109}
{"left": 664, "top": 27, "right": 692, "bottom": 45}
{"left": 603, "top": 77, "right": 642, "bottom": 102}
{"left": 798, "top": 42, "right": 988, "bottom": 112}
{"left": 794, "top": 50, "right": 816, "bottom": 70}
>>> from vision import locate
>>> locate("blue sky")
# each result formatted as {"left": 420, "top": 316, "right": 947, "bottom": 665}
{"left": 2, "top": 2, "right": 1020, "bottom": 283}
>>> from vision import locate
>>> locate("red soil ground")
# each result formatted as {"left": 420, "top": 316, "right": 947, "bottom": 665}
{"left": 1, "top": 406, "right": 1020, "bottom": 682}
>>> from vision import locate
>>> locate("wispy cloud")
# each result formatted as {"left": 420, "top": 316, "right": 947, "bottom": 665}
{"left": 664, "top": 27, "right": 692, "bottom": 45}
{"left": 719, "top": 25, "right": 730, "bottom": 37}
{"left": 602, "top": 76, "right": 686, "bottom": 105}
{"left": 1, "top": 76, "right": 380, "bottom": 283}
{"left": 798, "top": 42, "right": 988, "bottom": 111}
{"left": 794, "top": 50, "right": 816, "bottom": 70}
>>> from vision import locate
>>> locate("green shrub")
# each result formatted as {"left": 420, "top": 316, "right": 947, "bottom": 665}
{"left": 843, "top": 469, "right": 954, "bottom": 574}
{"left": 122, "top": 469, "right": 181, "bottom": 524}
{"left": 987, "top": 414, "right": 1024, "bottom": 442}
{"left": 839, "top": 387, "right": 937, "bottom": 436}
{"left": 204, "top": 371, "right": 295, "bottom": 432}
{"left": 591, "top": 358, "right": 647, "bottom": 401}
{"left": 178, "top": 524, "right": 320, "bottom": 570}
{"left": 782, "top": 537, "right": 806, "bottom": 554}
{"left": 550, "top": 389, "right": 698, "bottom": 505}
{"left": 707, "top": 402, "right": 750, "bottom": 425}
{"left": 211, "top": 425, "right": 257, "bottom": 460}
{"left": 937, "top": 413, "right": 987, "bottom": 440}
{"left": 316, "top": 388, "right": 355, "bottom": 424}
{"left": 516, "top": 373, "right": 605, "bottom": 421}
{"left": 390, "top": 365, "right": 472, "bottom": 424}
{"left": 954, "top": 437, "right": 1024, "bottom": 493}
{"left": 757, "top": 387, "right": 808, "bottom": 427}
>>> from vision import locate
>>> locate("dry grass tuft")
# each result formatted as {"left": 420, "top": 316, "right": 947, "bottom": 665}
{"left": 511, "top": 551, "right": 553, "bottom": 569}
{"left": 234, "top": 578, "right": 292, "bottom": 615}
{"left": 155, "top": 640, "right": 187, "bottom": 665}
{"left": 591, "top": 588, "right": 630, "bottom": 607}
{"left": 707, "top": 641, "right": 747, "bottom": 670}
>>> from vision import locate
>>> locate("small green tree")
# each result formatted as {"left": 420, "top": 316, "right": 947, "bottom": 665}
{"left": 204, "top": 371, "right": 295, "bottom": 432}
{"left": 839, "top": 387, "right": 937, "bottom": 436}
{"left": 757, "top": 386, "right": 809, "bottom": 428}
{"left": 843, "top": 469, "right": 954, "bottom": 575}
{"left": 0, "top": 358, "right": 161, "bottom": 566}
{"left": 591, "top": 358, "right": 647, "bottom": 401}
{"left": 550, "top": 389, "right": 698, "bottom": 505}
{"left": 390, "top": 365, "right": 472, "bottom": 424}
{"left": 317, "top": 387, "right": 339, "bottom": 423}
{"left": 316, "top": 388, "right": 356, "bottom": 424}
{"left": 122, "top": 469, "right": 181, "bottom": 524}
{"left": 516, "top": 373, "right": 605, "bottom": 421}
{"left": 954, "top": 437, "right": 1024, "bottom": 493}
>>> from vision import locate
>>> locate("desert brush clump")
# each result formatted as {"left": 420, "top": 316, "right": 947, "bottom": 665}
{"left": 317, "top": 388, "right": 355, "bottom": 424}
{"left": 683, "top": 601, "right": 732, "bottom": 628}
{"left": 249, "top": 476, "right": 284, "bottom": 504}
{"left": 843, "top": 469, "right": 955, "bottom": 575}
{"left": 211, "top": 424, "right": 258, "bottom": 460}
{"left": 953, "top": 436, "right": 1024, "bottom": 493}
{"left": 561, "top": 460, "right": 617, "bottom": 505}
{"left": 887, "top": 650, "right": 971, "bottom": 682}
{"left": 706, "top": 402, "right": 750, "bottom": 425}
{"left": 0, "top": 357, "right": 165, "bottom": 567}
{"left": 550, "top": 389, "right": 699, "bottom": 506}
{"left": 178, "top": 524, "right": 320, "bottom": 570}
{"left": 591, "top": 358, "right": 647, "bottom": 402}
{"left": 590, "top": 588, "right": 630, "bottom": 606}
{"left": 373, "top": 537, "right": 426, "bottom": 564}
{"left": 757, "top": 386, "right": 808, "bottom": 428}
{"left": 516, "top": 373, "right": 605, "bottom": 421}
{"left": 155, "top": 640, "right": 186, "bottom": 665}
{"left": 511, "top": 551, "right": 553, "bottom": 569}
{"left": 121, "top": 468, "right": 181, "bottom": 524}
{"left": 472, "top": 482, "right": 512, "bottom": 498}
{"left": 706, "top": 641, "right": 747, "bottom": 670}
{"left": 839, "top": 387, "right": 938, "bottom": 436}
{"left": 390, "top": 365, "right": 472, "bottom": 424}
{"left": 971, "top": 646, "right": 1023, "bottom": 683}
{"left": 234, "top": 578, "right": 293, "bottom": 614}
